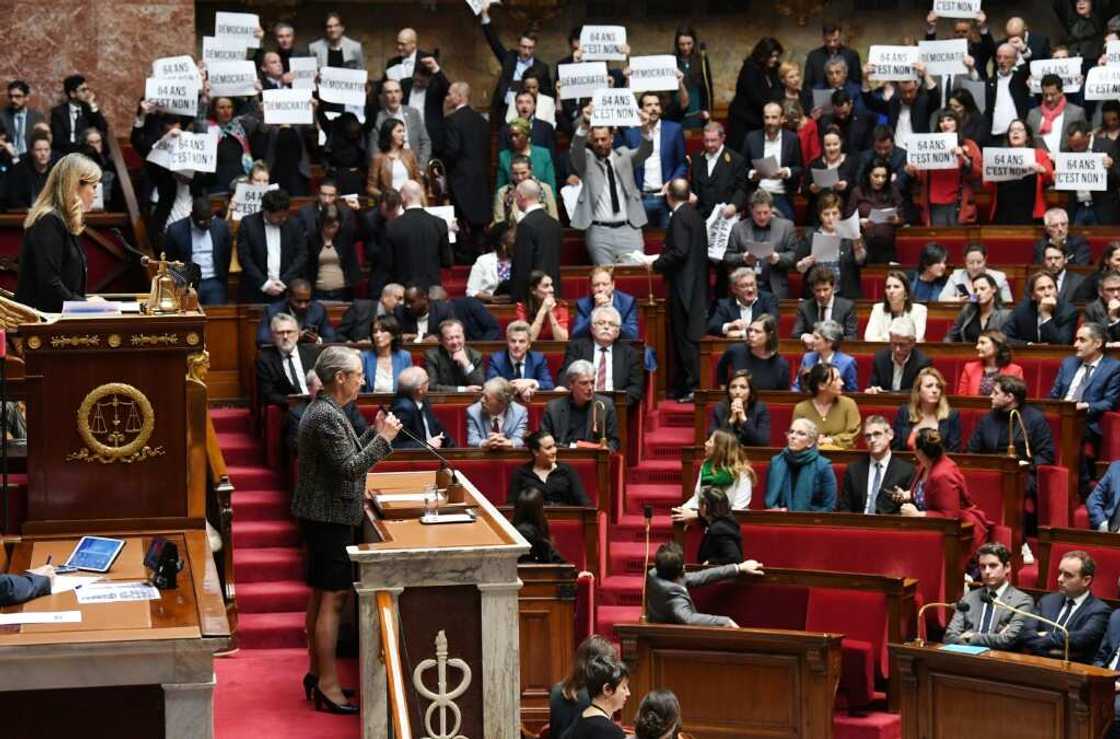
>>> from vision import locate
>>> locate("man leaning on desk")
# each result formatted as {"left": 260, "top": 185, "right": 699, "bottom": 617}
{"left": 0, "top": 564, "right": 55, "bottom": 606}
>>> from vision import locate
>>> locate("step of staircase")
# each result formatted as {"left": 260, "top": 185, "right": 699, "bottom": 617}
{"left": 641, "top": 426, "right": 695, "bottom": 459}
{"left": 623, "top": 484, "right": 684, "bottom": 514}
{"left": 611, "top": 514, "right": 674, "bottom": 542}
{"left": 595, "top": 605, "right": 641, "bottom": 639}
{"left": 233, "top": 519, "right": 301, "bottom": 549}
{"left": 231, "top": 489, "right": 289, "bottom": 522}
{"left": 216, "top": 434, "right": 264, "bottom": 467}
{"left": 609, "top": 539, "right": 672, "bottom": 575}
{"left": 237, "top": 611, "right": 307, "bottom": 650}
{"left": 227, "top": 465, "right": 284, "bottom": 491}
{"left": 210, "top": 407, "right": 252, "bottom": 435}
{"left": 599, "top": 574, "right": 644, "bottom": 607}
{"left": 233, "top": 546, "right": 304, "bottom": 583}
{"left": 625, "top": 460, "right": 683, "bottom": 485}
{"left": 237, "top": 580, "right": 312, "bottom": 614}
{"left": 657, "top": 400, "right": 694, "bottom": 428}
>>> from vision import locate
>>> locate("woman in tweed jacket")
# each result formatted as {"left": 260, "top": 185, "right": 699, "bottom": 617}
{"left": 291, "top": 346, "right": 401, "bottom": 714}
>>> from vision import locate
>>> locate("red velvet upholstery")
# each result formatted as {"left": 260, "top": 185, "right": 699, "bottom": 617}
{"left": 690, "top": 579, "right": 810, "bottom": 632}
{"left": 573, "top": 572, "right": 595, "bottom": 649}
{"left": 549, "top": 522, "right": 590, "bottom": 570}
{"left": 1038, "top": 541, "right": 1120, "bottom": 598}
{"left": 1101, "top": 413, "right": 1120, "bottom": 462}
{"left": 807, "top": 589, "right": 889, "bottom": 679}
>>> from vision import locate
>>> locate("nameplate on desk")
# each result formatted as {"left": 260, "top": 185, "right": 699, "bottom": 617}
{"left": 420, "top": 511, "right": 477, "bottom": 525}
{"left": 939, "top": 644, "right": 991, "bottom": 656}
{"left": 74, "top": 581, "right": 161, "bottom": 604}
{"left": 0, "top": 611, "right": 82, "bottom": 626}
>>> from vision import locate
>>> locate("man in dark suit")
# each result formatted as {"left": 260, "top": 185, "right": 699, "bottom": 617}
{"left": 448, "top": 294, "right": 501, "bottom": 341}
{"left": 541, "top": 359, "right": 620, "bottom": 451}
{"left": 985, "top": 44, "right": 1031, "bottom": 140}
{"left": 818, "top": 90, "right": 875, "bottom": 155}
{"left": 424, "top": 318, "right": 485, "bottom": 392}
{"left": 2, "top": 80, "right": 46, "bottom": 157}
{"left": 571, "top": 267, "right": 639, "bottom": 341}
{"left": 486, "top": 320, "right": 555, "bottom": 401}
{"left": 744, "top": 103, "right": 803, "bottom": 220}
{"left": 840, "top": 416, "right": 916, "bottom": 513}
{"left": 509, "top": 179, "right": 562, "bottom": 303}
{"left": 256, "top": 313, "right": 320, "bottom": 408}
{"left": 652, "top": 180, "right": 709, "bottom": 401}
{"left": 295, "top": 178, "right": 357, "bottom": 242}
{"left": 1092, "top": 608, "right": 1120, "bottom": 734}
{"left": 361, "top": 189, "right": 401, "bottom": 298}
{"left": 406, "top": 57, "right": 451, "bottom": 158}
{"left": 944, "top": 543, "right": 1035, "bottom": 650}
{"left": 1019, "top": 551, "right": 1111, "bottom": 663}
{"left": 1034, "top": 208, "right": 1093, "bottom": 266}
{"left": 619, "top": 93, "right": 688, "bottom": 228}
{"left": 255, "top": 279, "right": 336, "bottom": 346}
{"left": 791, "top": 267, "right": 858, "bottom": 342}
{"left": 860, "top": 69, "right": 940, "bottom": 140}
{"left": 1083, "top": 272, "right": 1120, "bottom": 343}
{"left": 442, "top": 82, "right": 491, "bottom": 256}
{"left": 237, "top": 189, "right": 308, "bottom": 304}
{"left": 385, "top": 180, "right": 450, "bottom": 290}
{"left": 7, "top": 130, "right": 53, "bottom": 209}
{"left": 253, "top": 21, "right": 310, "bottom": 76}
{"left": 866, "top": 316, "right": 933, "bottom": 393}
{"left": 478, "top": 0, "right": 553, "bottom": 121}
{"left": 559, "top": 309, "right": 644, "bottom": 407}
{"left": 924, "top": 11, "right": 996, "bottom": 83}
{"left": 1004, "top": 270, "right": 1079, "bottom": 345}
{"left": 707, "top": 267, "right": 779, "bottom": 337}
{"left": 49, "top": 74, "right": 107, "bottom": 156}
{"left": 645, "top": 542, "right": 763, "bottom": 626}
{"left": 391, "top": 366, "right": 456, "bottom": 449}
{"left": 1050, "top": 323, "right": 1120, "bottom": 486}
{"left": 1001, "top": 17, "right": 1050, "bottom": 64}
{"left": 499, "top": 87, "right": 556, "bottom": 157}
{"left": 690, "top": 122, "right": 747, "bottom": 219}
{"left": 382, "top": 27, "right": 432, "bottom": 97}
{"left": 395, "top": 286, "right": 455, "bottom": 341}
{"left": 803, "top": 23, "right": 863, "bottom": 89}
{"left": 337, "top": 283, "right": 404, "bottom": 342}
{"left": 163, "top": 197, "right": 233, "bottom": 305}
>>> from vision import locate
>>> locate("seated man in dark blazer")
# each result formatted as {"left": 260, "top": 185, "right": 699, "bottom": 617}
{"left": 237, "top": 189, "right": 308, "bottom": 304}
{"left": 286, "top": 368, "right": 368, "bottom": 453}
{"left": 395, "top": 286, "right": 455, "bottom": 341}
{"left": 337, "top": 283, "right": 405, "bottom": 342}
{"left": 1049, "top": 323, "right": 1120, "bottom": 439}
{"left": 690, "top": 122, "right": 747, "bottom": 219}
{"left": 839, "top": 415, "right": 916, "bottom": 513}
{"left": 645, "top": 541, "right": 763, "bottom": 626}
{"left": 1004, "top": 271, "right": 1078, "bottom": 345}
{"left": 791, "top": 266, "right": 858, "bottom": 344}
{"left": 558, "top": 306, "right": 643, "bottom": 407}
{"left": 390, "top": 366, "right": 456, "bottom": 449}
{"left": 0, "top": 565, "right": 54, "bottom": 607}
{"left": 1018, "top": 550, "right": 1111, "bottom": 663}
{"left": 255, "top": 279, "right": 336, "bottom": 346}
{"left": 163, "top": 197, "right": 233, "bottom": 305}
{"left": 1087, "top": 461, "right": 1120, "bottom": 532}
{"left": 1081, "top": 271, "right": 1120, "bottom": 343}
{"left": 256, "top": 313, "right": 320, "bottom": 409}
{"left": 540, "top": 360, "right": 620, "bottom": 451}
{"left": 423, "top": 318, "right": 485, "bottom": 392}
{"left": 865, "top": 316, "right": 933, "bottom": 393}
{"left": 571, "top": 266, "right": 639, "bottom": 341}
{"left": 486, "top": 320, "right": 554, "bottom": 401}
{"left": 1034, "top": 207, "right": 1093, "bottom": 265}
{"left": 706, "top": 267, "right": 780, "bottom": 338}
{"left": 1093, "top": 608, "right": 1120, "bottom": 732}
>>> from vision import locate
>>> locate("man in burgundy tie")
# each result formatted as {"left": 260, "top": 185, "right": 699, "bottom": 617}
{"left": 466, "top": 378, "right": 528, "bottom": 449}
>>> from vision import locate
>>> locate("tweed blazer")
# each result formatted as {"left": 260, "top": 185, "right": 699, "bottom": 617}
{"left": 291, "top": 395, "right": 392, "bottom": 526}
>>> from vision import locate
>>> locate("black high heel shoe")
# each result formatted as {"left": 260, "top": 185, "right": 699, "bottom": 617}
{"left": 303, "top": 673, "right": 354, "bottom": 701}
{"left": 313, "top": 686, "right": 359, "bottom": 715}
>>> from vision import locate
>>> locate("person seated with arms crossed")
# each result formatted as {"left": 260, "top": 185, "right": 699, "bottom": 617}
{"left": 1018, "top": 550, "right": 1111, "bottom": 663}
{"left": 792, "top": 319, "right": 858, "bottom": 392}
{"left": 691, "top": 487, "right": 745, "bottom": 566}
{"left": 717, "top": 315, "right": 791, "bottom": 391}
{"left": 673, "top": 429, "right": 755, "bottom": 526}
{"left": 486, "top": 320, "right": 554, "bottom": 403}
{"left": 645, "top": 541, "right": 763, "bottom": 627}
{"left": 0, "top": 564, "right": 55, "bottom": 607}
{"left": 944, "top": 543, "right": 1034, "bottom": 649}
{"left": 765, "top": 417, "right": 837, "bottom": 510}
{"left": 892, "top": 367, "right": 962, "bottom": 452}
{"left": 466, "top": 377, "right": 528, "bottom": 449}
{"left": 424, "top": 318, "right": 484, "bottom": 393}
{"left": 791, "top": 266, "right": 857, "bottom": 345}
{"left": 390, "top": 366, "right": 456, "bottom": 449}
{"left": 707, "top": 369, "right": 771, "bottom": 446}
{"left": 793, "top": 362, "right": 861, "bottom": 451}
{"left": 1087, "top": 460, "right": 1120, "bottom": 533}
{"left": 540, "top": 360, "right": 620, "bottom": 451}
{"left": 865, "top": 316, "right": 934, "bottom": 394}
{"left": 337, "top": 283, "right": 405, "bottom": 343}
{"left": 945, "top": 274, "right": 1012, "bottom": 344}
{"left": 571, "top": 266, "right": 639, "bottom": 341}
{"left": 255, "top": 278, "right": 336, "bottom": 346}
{"left": 706, "top": 267, "right": 779, "bottom": 339}
{"left": 507, "top": 431, "right": 590, "bottom": 506}
{"left": 512, "top": 487, "right": 566, "bottom": 564}
{"left": 559, "top": 305, "right": 644, "bottom": 407}
{"left": 840, "top": 415, "right": 915, "bottom": 514}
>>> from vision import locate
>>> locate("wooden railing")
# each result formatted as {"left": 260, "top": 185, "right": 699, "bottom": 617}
{"left": 377, "top": 590, "right": 413, "bottom": 738}
{"left": 205, "top": 411, "right": 238, "bottom": 639}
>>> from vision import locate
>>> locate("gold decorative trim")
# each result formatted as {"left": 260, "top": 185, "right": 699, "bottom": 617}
{"left": 130, "top": 332, "right": 179, "bottom": 347}
{"left": 50, "top": 334, "right": 100, "bottom": 348}
{"left": 187, "top": 350, "right": 210, "bottom": 385}
{"left": 186, "top": 331, "right": 200, "bottom": 346}
{"left": 107, "top": 334, "right": 122, "bottom": 348}
{"left": 26, "top": 336, "right": 41, "bottom": 350}
{"left": 67, "top": 382, "right": 164, "bottom": 464}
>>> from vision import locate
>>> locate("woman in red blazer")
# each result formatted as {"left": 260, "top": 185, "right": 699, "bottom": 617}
{"left": 956, "top": 329, "right": 1025, "bottom": 396}
{"left": 988, "top": 119, "right": 1054, "bottom": 224}
{"left": 890, "top": 428, "right": 991, "bottom": 557}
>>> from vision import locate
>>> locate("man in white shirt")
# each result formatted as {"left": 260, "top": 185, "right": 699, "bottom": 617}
{"left": 1028, "top": 73, "right": 1087, "bottom": 153}
{"left": 988, "top": 43, "right": 1028, "bottom": 138}
{"left": 944, "top": 543, "right": 1035, "bottom": 650}
{"left": 840, "top": 416, "right": 915, "bottom": 513}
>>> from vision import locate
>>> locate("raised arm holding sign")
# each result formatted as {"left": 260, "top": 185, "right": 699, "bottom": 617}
{"left": 1053, "top": 152, "right": 1108, "bottom": 191}
{"left": 589, "top": 89, "right": 642, "bottom": 127}
{"left": 579, "top": 25, "right": 627, "bottom": 61}
{"left": 557, "top": 62, "right": 610, "bottom": 100}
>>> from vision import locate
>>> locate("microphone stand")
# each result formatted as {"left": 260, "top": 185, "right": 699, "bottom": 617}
{"left": 1006, "top": 408, "right": 1032, "bottom": 461}
{"left": 914, "top": 601, "right": 969, "bottom": 647}
{"left": 594, "top": 400, "right": 608, "bottom": 448}
{"left": 376, "top": 404, "right": 465, "bottom": 501}
{"left": 983, "top": 592, "right": 1069, "bottom": 665}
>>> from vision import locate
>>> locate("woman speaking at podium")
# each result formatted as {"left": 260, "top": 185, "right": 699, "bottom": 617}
{"left": 291, "top": 346, "right": 402, "bottom": 714}
{"left": 15, "top": 152, "right": 101, "bottom": 312}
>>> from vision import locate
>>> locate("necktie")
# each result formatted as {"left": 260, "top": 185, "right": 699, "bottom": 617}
{"left": 866, "top": 462, "right": 882, "bottom": 514}
{"left": 818, "top": 304, "right": 826, "bottom": 323}
{"left": 14, "top": 113, "right": 24, "bottom": 154}
{"left": 1110, "top": 644, "right": 1120, "bottom": 670}
{"left": 491, "top": 417, "right": 500, "bottom": 434}
{"left": 1057, "top": 598, "right": 1076, "bottom": 627}
{"left": 596, "top": 347, "right": 608, "bottom": 391}
{"left": 514, "top": 361, "right": 523, "bottom": 379}
{"left": 603, "top": 158, "right": 621, "bottom": 214}
{"left": 286, "top": 353, "right": 299, "bottom": 390}
{"left": 1069, "top": 364, "right": 1094, "bottom": 402}
{"left": 979, "top": 594, "right": 996, "bottom": 633}
{"left": 69, "top": 106, "right": 78, "bottom": 143}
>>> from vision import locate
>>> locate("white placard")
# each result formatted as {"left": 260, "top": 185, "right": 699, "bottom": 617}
{"left": 145, "top": 77, "right": 199, "bottom": 117}
{"left": 146, "top": 132, "right": 176, "bottom": 170}
{"left": 230, "top": 182, "right": 279, "bottom": 221}
{"left": 385, "top": 64, "right": 405, "bottom": 82}
{"left": 170, "top": 131, "right": 218, "bottom": 173}
{"left": 590, "top": 89, "right": 641, "bottom": 127}
{"left": 425, "top": 205, "right": 458, "bottom": 244}
{"left": 207, "top": 60, "right": 258, "bottom": 97}
{"left": 752, "top": 156, "right": 780, "bottom": 177}
{"left": 262, "top": 88, "right": 313, "bottom": 125}
{"left": 811, "top": 233, "right": 842, "bottom": 262}
{"left": 1108, "top": 40, "right": 1120, "bottom": 67}
{"left": 1085, "top": 66, "right": 1120, "bottom": 100}
{"left": 580, "top": 25, "right": 627, "bottom": 62}
{"left": 1029, "top": 57, "right": 1084, "bottom": 94}
{"left": 982, "top": 147, "right": 1034, "bottom": 182}
{"left": 464, "top": 0, "right": 497, "bottom": 15}
{"left": 318, "top": 66, "right": 368, "bottom": 106}
{"left": 75, "top": 581, "right": 162, "bottom": 604}
{"left": 0, "top": 611, "right": 82, "bottom": 625}
{"left": 868, "top": 46, "right": 920, "bottom": 82}
{"left": 202, "top": 35, "right": 247, "bottom": 64}
{"left": 918, "top": 39, "right": 969, "bottom": 76}
{"left": 906, "top": 133, "right": 959, "bottom": 170}
{"left": 152, "top": 55, "right": 199, "bottom": 82}
{"left": 214, "top": 11, "right": 261, "bottom": 49}
{"left": 869, "top": 208, "right": 898, "bottom": 224}
{"left": 705, "top": 204, "right": 739, "bottom": 261}
{"left": 289, "top": 57, "right": 318, "bottom": 90}
{"left": 1053, "top": 152, "right": 1108, "bottom": 191}
{"left": 834, "top": 210, "right": 861, "bottom": 240}
{"left": 932, "top": 0, "right": 981, "bottom": 19}
{"left": 811, "top": 166, "right": 839, "bottom": 189}
{"left": 627, "top": 55, "right": 680, "bottom": 93}
{"left": 560, "top": 183, "right": 582, "bottom": 218}
{"left": 558, "top": 62, "right": 611, "bottom": 100}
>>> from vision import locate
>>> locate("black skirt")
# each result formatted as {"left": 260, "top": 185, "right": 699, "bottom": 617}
{"left": 300, "top": 518, "right": 356, "bottom": 591}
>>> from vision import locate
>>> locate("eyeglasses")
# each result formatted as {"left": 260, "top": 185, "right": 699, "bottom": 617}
{"left": 593, "top": 321, "right": 620, "bottom": 328}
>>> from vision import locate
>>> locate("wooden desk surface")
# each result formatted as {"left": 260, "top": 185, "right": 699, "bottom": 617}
{"left": 893, "top": 642, "right": 1117, "bottom": 678}
{"left": 0, "top": 530, "right": 229, "bottom": 647}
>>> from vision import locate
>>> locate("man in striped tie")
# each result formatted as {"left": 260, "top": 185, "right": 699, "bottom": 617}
{"left": 1018, "top": 551, "right": 1110, "bottom": 663}
{"left": 944, "top": 543, "right": 1034, "bottom": 650}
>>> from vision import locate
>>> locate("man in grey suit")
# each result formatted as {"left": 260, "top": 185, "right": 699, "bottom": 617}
{"left": 724, "top": 190, "right": 799, "bottom": 299}
{"left": 1026, "top": 73, "right": 1087, "bottom": 153}
{"left": 466, "top": 377, "right": 529, "bottom": 449}
{"left": 569, "top": 103, "right": 653, "bottom": 265}
{"left": 944, "top": 543, "right": 1035, "bottom": 650}
{"left": 645, "top": 542, "right": 764, "bottom": 627}
{"left": 1, "top": 80, "right": 45, "bottom": 157}
{"left": 308, "top": 11, "right": 365, "bottom": 70}
{"left": 372, "top": 79, "right": 431, "bottom": 168}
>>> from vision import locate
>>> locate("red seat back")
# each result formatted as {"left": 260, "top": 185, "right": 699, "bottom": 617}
{"left": 690, "top": 579, "right": 809, "bottom": 631}
{"left": 806, "top": 588, "right": 890, "bottom": 678}
{"left": 1041, "top": 542, "right": 1120, "bottom": 598}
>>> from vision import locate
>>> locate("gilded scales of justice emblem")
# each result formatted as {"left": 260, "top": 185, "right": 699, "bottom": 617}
{"left": 66, "top": 383, "right": 166, "bottom": 464}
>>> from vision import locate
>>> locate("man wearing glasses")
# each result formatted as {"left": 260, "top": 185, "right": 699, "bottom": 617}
{"left": 558, "top": 305, "right": 643, "bottom": 407}
{"left": 839, "top": 416, "right": 915, "bottom": 513}
{"left": 1, "top": 80, "right": 44, "bottom": 156}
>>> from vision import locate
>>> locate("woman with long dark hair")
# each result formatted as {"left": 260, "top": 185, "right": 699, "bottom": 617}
{"left": 946, "top": 274, "right": 1012, "bottom": 343}
{"left": 849, "top": 157, "right": 905, "bottom": 264}
{"left": 550, "top": 635, "right": 617, "bottom": 739}
{"left": 694, "top": 487, "right": 745, "bottom": 565}
{"left": 892, "top": 367, "right": 962, "bottom": 452}
{"left": 515, "top": 270, "right": 569, "bottom": 341}
{"left": 512, "top": 487, "right": 566, "bottom": 564}
{"left": 672, "top": 27, "right": 714, "bottom": 129}
{"left": 508, "top": 431, "right": 590, "bottom": 506}
{"left": 946, "top": 88, "right": 987, "bottom": 147}
{"left": 360, "top": 315, "right": 412, "bottom": 393}
{"left": 865, "top": 270, "right": 928, "bottom": 342}
{"left": 956, "top": 329, "right": 1024, "bottom": 395}
{"left": 989, "top": 118, "right": 1053, "bottom": 225}
{"left": 366, "top": 117, "right": 420, "bottom": 200}
{"left": 727, "top": 37, "right": 784, "bottom": 151}
{"left": 906, "top": 108, "right": 981, "bottom": 226}
{"left": 708, "top": 370, "right": 772, "bottom": 446}
{"left": 306, "top": 203, "right": 360, "bottom": 300}
{"left": 715, "top": 315, "right": 791, "bottom": 390}
{"left": 792, "top": 362, "right": 861, "bottom": 451}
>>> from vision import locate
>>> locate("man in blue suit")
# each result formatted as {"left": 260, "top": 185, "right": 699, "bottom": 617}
{"left": 619, "top": 92, "right": 687, "bottom": 228}
{"left": 571, "top": 266, "right": 639, "bottom": 341}
{"left": 486, "top": 320, "right": 554, "bottom": 402}
{"left": 255, "top": 279, "right": 336, "bottom": 346}
{"left": 1019, "top": 550, "right": 1111, "bottom": 663}
{"left": 1088, "top": 462, "right": 1120, "bottom": 532}
{"left": 466, "top": 377, "right": 529, "bottom": 449}
{"left": 163, "top": 197, "right": 233, "bottom": 305}
{"left": 707, "top": 268, "right": 779, "bottom": 338}
{"left": 390, "top": 366, "right": 456, "bottom": 449}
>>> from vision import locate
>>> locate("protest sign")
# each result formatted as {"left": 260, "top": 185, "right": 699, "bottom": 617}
{"left": 145, "top": 78, "right": 199, "bottom": 117}
{"left": 557, "top": 62, "right": 611, "bottom": 100}
{"left": 262, "top": 88, "right": 313, "bottom": 125}
{"left": 152, "top": 56, "right": 199, "bottom": 82}
{"left": 906, "top": 133, "right": 959, "bottom": 169}
{"left": 1084, "top": 66, "right": 1120, "bottom": 100}
{"left": 590, "top": 89, "right": 642, "bottom": 127}
{"left": 146, "top": 132, "right": 176, "bottom": 170}
{"left": 560, "top": 183, "right": 582, "bottom": 219}
{"left": 318, "top": 66, "right": 368, "bottom": 106}
{"left": 627, "top": 55, "right": 680, "bottom": 92}
{"left": 932, "top": 0, "right": 981, "bottom": 18}
{"left": 207, "top": 61, "right": 258, "bottom": 97}
{"left": 230, "top": 182, "right": 278, "bottom": 221}
{"left": 202, "top": 36, "right": 246, "bottom": 64}
{"left": 169, "top": 131, "right": 218, "bottom": 173}
{"left": 752, "top": 157, "right": 780, "bottom": 178}
{"left": 214, "top": 11, "right": 260, "bottom": 49}
{"left": 918, "top": 39, "right": 968, "bottom": 76}
{"left": 982, "top": 147, "right": 1034, "bottom": 182}
{"left": 705, "top": 205, "right": 739, "bottom": 261}
{"left": 868, "top": 46, "right": 920, "bottom": 81}
{"left": 1053, "top": 152, "right": 1108, "bottom": 191}
{"left": 811, "top": 88, "right": 834, "bottom": 114}
{"left": 289, "top": 57, "right": 318, "bottom": 90}
{"left": 464, "top": 0, "right": 497, "bottom": 15}
{"left": 1108, "top": 40, "right": 1120, "bottom": 67}
{"left": 580, "top": 25, "right": 627, "bottom": 61}
{"left": 1028, "top": 57, "right": 1084, "bottom": 94}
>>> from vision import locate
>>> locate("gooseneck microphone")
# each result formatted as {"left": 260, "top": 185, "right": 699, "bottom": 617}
{"left": 980, "top": 590, "right": 1070, "bottom": 664}
{"left": 914, "top": 601, "right": 970, "bottom": 646}
{"left": 376, "top": 404, "right": 465, "bottom": 500}
{"left": 639, "top": 504, "right": 654, "bottom": 624}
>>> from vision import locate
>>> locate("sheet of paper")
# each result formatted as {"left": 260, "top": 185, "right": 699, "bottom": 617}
{"left": 982, "top": 147, "right": 1034, "bottom": 182}
{"left": 206, "top": 60, "right": 258, "bottom": 97}
{"left": 1108, "top": 40, "right": 1120, "bottom": 67}
{"left": 169, "top": 131, "right": 218, "bottom": 173}
{"left": 627, "top": 55, "right": 679, "bottom": 92}
{"left": 152, "top": 55, "right": 200, "bottom": 83}
{"left": 0, "top": 610, "right": 82, "bottom": 625}
{"left": 289, "top": 57, "right": 318, "bottom": 90}
{"left": 1053, "top": 152, "right": 1108, "bottom": 192}
{"left": 202, "top": 35, "right": 247, "bottom": 65}
{"left": 867, "top": 45, "right": 920, "bottom": 81}
{"left": 51, "top": 575, "right": 103, "bottom": 594}
{"left": 425, "top": 205, "right": 458, "bottom": 244}
{"left": 318, "top": 66, "right": 369, "bottom": 107}
{"left": 214, "top": 11, "right": 261, "bottom": 49}
{"left": 811, "top": 166, "right": 839, "bottom": 189}
{"left": 230, "top": 182, "right": 278, "bottom": 221}
{"left": 557, "top": 62, "right": 610, "bottom": 100}
{"left": 560, "top": 183, "right": 582, "bottom": 218}
{"left": 464, "top": 0, "right": 496, "bottom": 15}
{"left": 919, "top": 38, "right": 968, "bottom": 76}
{"left": 956, "top": 77, "right": 987, "bottom": 114}
{"left": 705, "top": 204, "right": 738, "bottom": 261}
{"left": 1085, "top": 66, "right": 1120, "bottom": 100}
{"left": 751, "top": 156, "right": 780, "bottom": 177}
{"left": 906, "top": 133, "right": 959, "bottom": 170}
{"left": 834, "top": 209, "right": 861, "bottom": 240}
{"left": 869, "top": 207, "right": 897, "bottom": 224}
{"left": 590, "top": 88, "right": 642, "bottom": 127}
{"left": 75, "top": 581, "right": 161, "bottom": 604}
{"left": 811, "top": 233, "right": 842, "bottom": 262}
{"left": 931, "top": 0, "right": 982, "bottom": 19}
{"left": 262, "top": 88, "right": 313, "bottom": 125}
{"left": 145, "top": 77, "right": 199, "bottom": 117}
{"left": 1028, "top": 57, "right": 1084, "bottom": 94}
{"left": 385, "top": 64, "right": 405, "bottom": 82}
{"left": 743, "top": 241, "right": 775, "bottom": 261}
{"left": 580, "top": 25, "right": 627, "bottom": 61}
{"left": 811, "top": 88, "right": 834, "bottom": 113}
{"left": 625, "top": 250, "right": 657, "bottom": 266}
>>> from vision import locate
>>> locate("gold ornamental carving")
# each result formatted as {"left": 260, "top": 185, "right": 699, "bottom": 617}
{"left": 66, "top": 382, "right": 166, "bottom": 464}
{"left": 26, "top": 336, "right": 41, "bottom": 350}
{"left": 186, "top": 331, "right": 200, "bottom": 346}
{"left": 108, "top": 334, "right": 122, "bottom": 348}
{"left": 130, "top": 332, "right": 179, "bottom": 347}
{"left": 187, "top": 350, "right": 210, "bottom": 384}
{"left": 51, "top": 334, "right": 101, "bottom": 349}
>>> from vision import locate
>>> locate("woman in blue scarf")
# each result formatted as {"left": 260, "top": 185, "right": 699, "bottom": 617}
{"left": 764, "top": 417, "right": 836, "bottom": 511}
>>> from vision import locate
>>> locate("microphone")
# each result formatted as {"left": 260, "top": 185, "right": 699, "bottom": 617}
{"left": 639, "top": 504, "right": 655, "bottom": 624}
{"left": 375, "top": 404, "right": 465, "bottom": 501}
{"left": 593, "top": 399, "right": 608, "bottom": 448}
{"left": 980, "top": 590, "right": 1070, "bottom": 664}
{"left": 111, "top": 227, "right": 192, "bottom": 286}
{"left": 914, "top": 601, "right": 970, "bottom": 646}
{"left": 1006, "top": 408, "right": 1033, "bottom": 461}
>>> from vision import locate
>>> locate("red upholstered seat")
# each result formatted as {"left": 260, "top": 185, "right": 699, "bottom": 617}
{"left": 549, "top": 521, "right": 589, "bottom": 570}
{"left": 895, "top": 235, "right": 972, "bottom": 263}
{"left": 1038, "top": 541, "right": 1120, "bottom": 598}
{"left": 690, "top": 579, "right": 809, "bottom": 631}
{"left": 1101, "top": 413, "right": 1120, "bottom": 461}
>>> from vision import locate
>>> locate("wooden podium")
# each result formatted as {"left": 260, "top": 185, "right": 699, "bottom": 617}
{"left": 891, "top": 643, "right": 1117, "bottom": 739}
{"left": 354, "top": 469, "right": 529, "bottom": 739}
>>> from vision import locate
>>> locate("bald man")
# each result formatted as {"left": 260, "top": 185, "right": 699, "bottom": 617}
{"left": 443, "top": 82, "right": 491, "bottom": 257}
{"left": 385, "top": 180, "right": 451, "bottom": 289}
{"left": 384, "top": 27, "right": 434, "bottom": 97}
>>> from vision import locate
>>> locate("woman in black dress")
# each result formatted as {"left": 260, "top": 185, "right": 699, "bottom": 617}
{"left": 695, "top": 487, "right": 745, "bottom": 565}
{"left": 566, "top": 655, "right": 631, "bottom": 739}
{"left": 990, "top": 119, "right": 1053, "bottom": 225}
{"left": 848, "top": 157, "right": 905, "bottom": 264}
{"left": 512, "top": 487, "right": 565, "bottom": 564}
{"left": 804, "top": 126, "right": 859, "bottom": 222}
{"left": 549, "top": 635, "right": 617, "bottom": 739}
{"left": 508, "top": 431, "right": 590, "bottom": 506}
{"left": 715, "top": 314, "right": 790, "bottom": 390}
{"left": 709, "top": 369, "right": 771, "bottom": 447}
